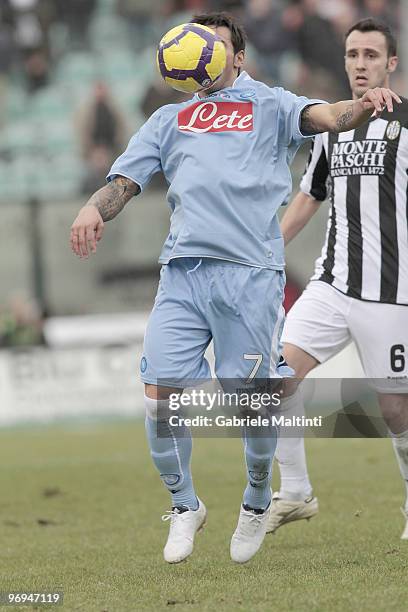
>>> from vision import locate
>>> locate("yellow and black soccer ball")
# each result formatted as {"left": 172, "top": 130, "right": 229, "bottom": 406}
{"left": 157, "top": 23, "right": 227, "bottom": 93}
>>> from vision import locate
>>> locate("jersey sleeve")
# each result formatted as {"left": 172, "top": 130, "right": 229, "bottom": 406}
{"left": 278, "top": 88, "right": 327, "bottom": 146}
{"left": 299, "top": 134, "right": 329, "bottom": 201}
{"left": 106, "top": 111, "right": 162, "bottom": 191}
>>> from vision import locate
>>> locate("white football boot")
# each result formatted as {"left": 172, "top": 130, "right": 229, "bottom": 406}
{"left": 162, "top": 498, "right": 206, "bottom": 563}
{"left": 230, "top": 504, "right": 270, "bottom": 563}
{"left": 266, "top": 491, "right": 319, "bottom": 534}
{"left": 401, "top": 507, "right": 408, "bottom": 540}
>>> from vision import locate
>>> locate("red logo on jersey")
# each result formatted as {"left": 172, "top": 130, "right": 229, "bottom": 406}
{"left": 178, "top": 101, "right": 253, "bottom": 133}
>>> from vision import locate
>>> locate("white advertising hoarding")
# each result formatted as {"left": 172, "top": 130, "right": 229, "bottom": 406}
{"left": 0, "top": 345, "right": 145, "bottom": 426}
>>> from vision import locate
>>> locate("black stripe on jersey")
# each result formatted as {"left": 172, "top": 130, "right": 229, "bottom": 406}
{"left": 319, "top": 201, "right": 336, "bottom": 285}
{"left": 379, "top": 120, "right": 400, "bottom": 302}
{"left": 319, "top": 132, "right": 337, "bottom": 284}
{"left": 310, "top": 141, "right": 329, "bottom": 201}
{"left": 345, "top": 173, "right": 363, "bottom": 298}
{"left": 346, "top": 123, "right": 371, "bottom": 299}
{"left": 319, "top": 133, "right": 337, "bottom": 284}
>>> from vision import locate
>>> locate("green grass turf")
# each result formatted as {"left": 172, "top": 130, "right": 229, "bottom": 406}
{"left": 0, "top": 422, "right": 407, "bottom": 612}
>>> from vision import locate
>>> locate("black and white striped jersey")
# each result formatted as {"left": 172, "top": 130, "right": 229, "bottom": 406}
{"left": 300, "top": 98, "right": 408, "bottom": 305}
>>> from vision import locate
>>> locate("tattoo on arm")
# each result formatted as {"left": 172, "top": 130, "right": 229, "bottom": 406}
{"left": 87, "top": 176, "right": 140, "bottom": 221}
{"left": 300, "top": 105, "right": 321, "bottom": 136}
{"left": 335, "top": 104, "right": 354, "bottom": 131}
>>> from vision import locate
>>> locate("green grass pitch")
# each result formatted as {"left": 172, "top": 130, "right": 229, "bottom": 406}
{"left": 0, "top": 421, "right": 407, "bottom": 612}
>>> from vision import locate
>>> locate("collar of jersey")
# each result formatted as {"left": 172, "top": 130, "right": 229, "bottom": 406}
{"left": 193, "top": 71, "right": 253, "bottom": 101}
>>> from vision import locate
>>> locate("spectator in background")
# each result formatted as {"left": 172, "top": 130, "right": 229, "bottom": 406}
{"left": 1, "top": 0, "right": 58, "bottom": 79}
{"left": 117, "top": 0, "right": 160, "bottom": 52}
{"left": 164, "top": 0, "right": 208, "bottom": 13}
{"left": 80, "top": 144, "right": 114, "bottom": 196}
{"left": 77, "top": 81, "right": 128, "bottom": 195}
{"left": 54, "top": 0, "right": 96, "bottom": 50}
{"left": 78, "top": 81, "right": 127, "bottom": 159}
{"left": 243, "top": 0, "right": 302, "bottom": 84}
{"left": 0, "top": 17, "right": 15, "bottom": 76}
{"left": 0, "top": 293, "right": 45, "bottom": 347}
{"left": 141, "top": 75, "right": 190, "bottom": 118}
{"left": 297, "top": 0, "right": 351, "bottom": 99}
{"left": 22, "top": 46, "right": 49, "bottom": 92}
{"left": 0, "top": 12, "right": 15, "bottom": 124}
{"left": 154, "top": 0, "right": 205, "bottom": 33}
{"left": 206, "top": 0, "right": 245, "bottom": 14}
{"left": 322, "top": 0, "right": 358, "bottom": 34}
{"left": 359, "top": 0, "right": 399, "bottom": 33}
{"left": 7, "top": 0, "right": 44, "bottom": 52}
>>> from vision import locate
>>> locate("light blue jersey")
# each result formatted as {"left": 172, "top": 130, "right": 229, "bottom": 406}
{"left": 107, "top": 71, "right": 324, "bottom": 269}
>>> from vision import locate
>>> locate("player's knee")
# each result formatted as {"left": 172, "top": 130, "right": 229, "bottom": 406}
{"left": 144, "top": 384, "right": 164, "bottom": 400}
{"left": 144, "top": 395, "right": 169, "bottom": 420}
{"left": 144, "top": 384, "right": 182, "bottom": 400}
{"left": 245, "top": 442, "right": 274, "bottom": 465}
{"left": 144, "top": 384, "right": 184, "bottom": 419}
{"left": 379, "top": 393, "right": 408, "bottom": 433}
{"left": 283, "top": 343, "right": 318, "bottom": 379}
{"left": 279, "top": 385, "right": 303, "bottom": 409}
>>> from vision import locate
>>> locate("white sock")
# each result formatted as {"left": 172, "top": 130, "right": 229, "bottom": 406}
{"left": 391, "top": 429, "right": 408, "bottom": 511}
{"left": 275, "top": 389, "right": 313, "bottom": 501}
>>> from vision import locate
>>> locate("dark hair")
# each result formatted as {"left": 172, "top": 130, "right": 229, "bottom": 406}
{"left": 345, "top": 18, "right": 397, "bottom": 57}
{"left": 192, "top": 12, "right": 246, "bottom": 55}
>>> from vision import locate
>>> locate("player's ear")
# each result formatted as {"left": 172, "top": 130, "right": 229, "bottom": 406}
{"left": 234, "top": 50, "right": 245, "bottom": 69}
{"left": 387, "top": 55, "right": 398, "bottom": 73}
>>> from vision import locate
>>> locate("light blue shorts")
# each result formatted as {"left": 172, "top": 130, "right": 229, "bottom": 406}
{"left": 141, "top": 258, "right": 286, "bottom": 387}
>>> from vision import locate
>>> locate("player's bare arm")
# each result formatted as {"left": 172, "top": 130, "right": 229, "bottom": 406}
{"left": 301, "top": 87, "right": 402, "bottom": 135}
{"left": 70, "top": 176, "right": 140, "bottom": 258}
{"left": 89, "top": 176, "right": 141, "bottom": 221}
{"left": 281, "top": 191, "right": 321, "bottom": 245}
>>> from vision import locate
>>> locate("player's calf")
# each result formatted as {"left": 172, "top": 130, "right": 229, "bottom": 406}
{"left": 144, "top": 393, "right": 205, "bottom": 561}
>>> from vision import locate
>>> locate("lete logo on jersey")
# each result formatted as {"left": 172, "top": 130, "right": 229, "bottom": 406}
{"left": 178, "top": 101, "right": 253, "bottom": 133}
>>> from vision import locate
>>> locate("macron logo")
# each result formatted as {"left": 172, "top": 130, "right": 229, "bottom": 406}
{"left": 178, "top": 101, "right": 253, "bottom": 133}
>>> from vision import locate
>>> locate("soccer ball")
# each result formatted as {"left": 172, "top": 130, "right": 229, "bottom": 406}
{"left": 157, "top": 23, "right": 227, "bottom": 93}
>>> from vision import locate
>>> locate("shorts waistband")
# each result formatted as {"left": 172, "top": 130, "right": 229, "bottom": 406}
{"left": 167, "top": 256, "right": 273, "bottom": 271}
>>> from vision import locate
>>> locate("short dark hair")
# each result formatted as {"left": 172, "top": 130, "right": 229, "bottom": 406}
{"left": 192, "top": 12, "right": 246, "bottom": 55}
{"left": 345, "top": 18, "right": 397, "bottom": 57}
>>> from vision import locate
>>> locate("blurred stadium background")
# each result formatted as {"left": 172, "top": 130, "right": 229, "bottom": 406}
{"left": 0, "top": 0, "right": 406, "bottom": 421}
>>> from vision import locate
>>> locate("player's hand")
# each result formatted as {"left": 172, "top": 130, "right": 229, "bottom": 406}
{"left": 359, "top": 87, "right": 402, "bottom": 117}
{"left": 70, "top": 205, "right": 104, "bottom": 258}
